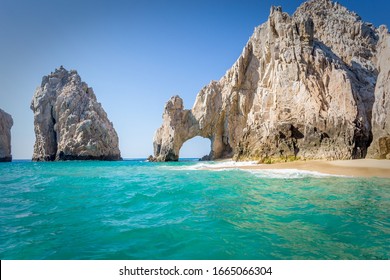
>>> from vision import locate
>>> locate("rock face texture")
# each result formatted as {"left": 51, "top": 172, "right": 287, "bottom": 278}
{"left": 0, "top": 109, "right": 13, "bottom": 162}
{"left": 31, "top": 66, "right": 121, "bottom": 161}
{"left": 154, "top": 0, "right": 389, "bottom": 162}
{"left": 367, "top": 26, "right": 390, "bottom": 159}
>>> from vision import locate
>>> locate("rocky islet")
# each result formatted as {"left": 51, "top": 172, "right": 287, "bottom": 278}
{"left": 0, "top": 108, "right": 13, "bottom": 162}
{"left": 30, "top": 66, "right": 121, "bottom": 161}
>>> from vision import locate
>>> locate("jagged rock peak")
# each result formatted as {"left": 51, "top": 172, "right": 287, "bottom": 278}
{"left": 0, "top": 108, "right": 13, "bottom": 162}
{"left": 31, "top": 66, "right": 121, "bottom": 161}
{"left": 295, "top": 0, "right": 359, "bottom": 18}
{"left": 153, "top": 0, "right": 389, "bottom": 162}
{"left": 294, "top": 0, "right": 378, "bottom": 66}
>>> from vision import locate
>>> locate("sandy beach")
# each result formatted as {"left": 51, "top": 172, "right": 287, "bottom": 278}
{"left": 209, "top": 159, "right": 390, "bottom": 178}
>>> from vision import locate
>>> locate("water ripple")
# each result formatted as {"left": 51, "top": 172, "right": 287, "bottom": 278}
{"left": 0, "top": 160, "right": 389, "bottom": 259}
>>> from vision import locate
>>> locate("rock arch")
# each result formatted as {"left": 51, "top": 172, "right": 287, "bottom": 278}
{"left": 153, "top": 2, "right": 384, "bottom": 162}
{"left": 153, "top": 86, "right": 237, "bottom": 162}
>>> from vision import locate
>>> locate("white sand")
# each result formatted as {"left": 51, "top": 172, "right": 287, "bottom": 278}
{"left": 208, "top": 159, "right": 390, "bottom": 178}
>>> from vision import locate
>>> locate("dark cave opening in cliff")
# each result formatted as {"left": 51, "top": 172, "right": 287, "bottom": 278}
{"left": 179, "top": 136, "right": 211, "bottom": 161}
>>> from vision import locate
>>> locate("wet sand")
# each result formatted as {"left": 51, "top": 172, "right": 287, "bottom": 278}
{"left": 210, "top": 159, "right": 390, "bottom": 178}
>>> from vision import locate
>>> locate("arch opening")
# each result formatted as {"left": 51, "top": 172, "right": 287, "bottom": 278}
{"left": 179, "top": 136, "right": 211, "bottom": 161}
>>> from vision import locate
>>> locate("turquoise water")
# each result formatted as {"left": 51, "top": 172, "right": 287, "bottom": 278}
{"left": 0, "top": 160, "right": 389, "bottom": 260}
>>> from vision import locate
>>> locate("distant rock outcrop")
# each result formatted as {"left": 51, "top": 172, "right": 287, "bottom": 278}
{"left": 153, "top": 0, "right": 389, "bottom": 162}
{"left": 0, "top": 109, "right": 13, "bottom": 162}
{"left": 31, "top": 66, "right": 121, "bottom": 161}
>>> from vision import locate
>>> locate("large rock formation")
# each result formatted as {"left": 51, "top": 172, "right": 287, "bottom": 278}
{"left": 367, "top": 26, "right": 390, "bottom": 159}
{"left": 0, "top": 109, "right": 13, "bottom": 162}
{"left": 154, "top": 0, "right": 389, "bottom": 162}
{"left": 31, "top": 66, "right": 121, "bottom": 161}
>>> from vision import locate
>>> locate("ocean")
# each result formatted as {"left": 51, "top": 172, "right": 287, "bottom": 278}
{"left": 0, "top": 159, "right": 389, "bottom": 260}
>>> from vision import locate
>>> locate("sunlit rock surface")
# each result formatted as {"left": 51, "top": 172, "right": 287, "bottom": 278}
{"left": 154, "top": 0, "right": 389, "bottom": 162}
{"left": 0, "top": 108, "right": 13, "bottom": 162}
{"left": 31, "top": 66, "right": 121, "bottom": 161}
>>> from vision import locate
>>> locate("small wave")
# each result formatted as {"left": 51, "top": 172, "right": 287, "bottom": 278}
{"left": 158, "top": 161, "right": 348, "bottom": 178}
{"left": 15, "top": 212, "right": 34, "bottom": 219}
{"left": 160, "top": 160, "right": 258, "bottom": 171}
{"left": 245, "top": 169, "right": 345, "bottom": 178}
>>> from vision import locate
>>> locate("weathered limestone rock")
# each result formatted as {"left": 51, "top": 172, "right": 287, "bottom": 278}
{"left": 154, "top": 0, "right": 389, "bottom": 162}
{"left": 0, "top": 109, "right": 13, "bottom": 162}
{"left": 367, "top": 26, "right": 390, "bottom": 159}
{"left": 31, "top": 66, "right": 121, "bottom": 161}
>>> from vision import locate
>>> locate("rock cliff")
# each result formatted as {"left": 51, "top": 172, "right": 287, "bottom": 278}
{"left": 0, "top": 109, "right": 13, "bottom": 162}
{"left": 31, "top": 66, "right": 121, "bottom": 161}
{"left": 367, "top": 26, "right": 390, "bottom": 159}
{"left": 153, "top": 0, "right": 389, "bottom": 162}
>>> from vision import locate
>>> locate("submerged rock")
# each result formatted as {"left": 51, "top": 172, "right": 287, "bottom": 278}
{"left": 0, "top": 109, "right": 13, "bottom": 162}
{"left": 31, "top": 66, "right": 121, "bottom": 161}
{"left": 154, "top": 0, "right": 389, "bottom": 162}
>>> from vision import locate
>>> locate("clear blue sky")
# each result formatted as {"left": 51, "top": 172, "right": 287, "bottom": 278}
{"left": 0, "top": 0, "right": 389, "bottom": 159}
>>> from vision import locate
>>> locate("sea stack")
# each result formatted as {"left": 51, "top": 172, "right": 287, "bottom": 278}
{"left": 31, "top": 66, "right": 121, "bottom": 161}
{"left": 153, "top": 0, "right": 390, "bottom": 162}
{"left": 0, "top": 109, "right": 13, "bottom": 162}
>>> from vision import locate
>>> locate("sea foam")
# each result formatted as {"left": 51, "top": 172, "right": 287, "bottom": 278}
{"left": 160, "top": 160, "right": 344, "bottom": 178}
{"left": 159, "top": 160, "right": 258, "bottom": 171}
{"left": 244, "top": 169, "right": 345, "bottom": 179}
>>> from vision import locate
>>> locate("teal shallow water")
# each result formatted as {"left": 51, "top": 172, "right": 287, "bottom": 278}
{"left": 0, "top": 160, "right": 389, "bottom": 260}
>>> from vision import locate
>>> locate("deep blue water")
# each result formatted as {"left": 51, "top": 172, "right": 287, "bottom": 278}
{"left": 0, "top": 160, "right": 389, "bottom": 259}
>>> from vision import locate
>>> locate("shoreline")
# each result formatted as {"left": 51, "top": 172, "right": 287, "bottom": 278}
{"left": 207, "top": 159, "right": 390, "bottom": 178}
